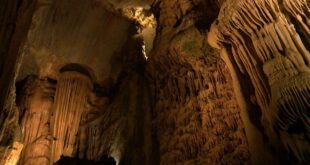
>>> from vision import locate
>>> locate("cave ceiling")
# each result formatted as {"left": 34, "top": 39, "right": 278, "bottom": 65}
{"left": 18, "top": 0, "right": 139, "bottom": 83}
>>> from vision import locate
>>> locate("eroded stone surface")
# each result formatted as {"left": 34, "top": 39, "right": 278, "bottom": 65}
{"left": 208, "top": 0, "right": 310, "bottom": 162}
{"left": 0, "top": 142, "right": 23, "bottom": 165}
{"left": 1, "top": 0, "right": 309, "bottom": 164}
{"left": 17, "top": 76, "right": 55, "bottom": 165}
{"left": 146, "top": 0, "right": 250, "bottom": 163}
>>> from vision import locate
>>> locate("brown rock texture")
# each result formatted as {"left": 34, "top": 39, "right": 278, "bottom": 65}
{"left": 208, "top": 0, "right": 310, "bottom": 162}
{"left": 0, "top": 0, "right": 37, "bottom": 146}
{"left": 73, "top": 73, "right": 153, "bottom": 164}
{"left": 51, "top": 71, "right": 92, "bottom": 162}
{"left": 146, "top": 0, "right": 250, "bottom": 164}
{"left": 75, "top": 92, "right": 112, "bottom": 161}
{"left": 8, "top": 3, "right": 153, "bottom": 163}
{"left": 17, "top": 76, "right": 55, "bottom": 165}
{"left": 0, "top": 142, "right": 23, "bottom": 165}
{"left": 17, "top": 0, "right": 133, "bottom": 83}
{"left": 0, "top": 0, "right": 309, "bottom": 164}
{"left": 74, "top": 36, "right": 153, "bottom": 165}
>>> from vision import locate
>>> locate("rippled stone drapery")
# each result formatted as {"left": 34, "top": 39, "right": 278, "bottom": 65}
{"left": 51, "top": 71, "right": 92, "bottom": 162}
{"left": 208, "top": 0, "right": 310, "bottom": 161}
{"left": 18, "top": 77, "right": 55, "bottom": 165}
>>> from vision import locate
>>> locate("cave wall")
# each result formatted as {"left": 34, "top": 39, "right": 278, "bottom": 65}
{"left": 9, "top": 1, "right": 154, "bottom": 162}
{"left": 0, "top": 0, "right": 309, "bottom": 164}
{"left": 0, "top": 1, "right": 37, "bottom": 164}
{"left": 0, "top": 0, "right": 37, "bottom": 146}
{"left": 17, "top": 76, "right": 55, "bottom": 164}
{"left": 12, "top": 21, "right": 153, "bottom": 165}
{"left": 146, "top": 0, "right": 251, "bottom": 164}
{"left": 73, "top": 34, "right": 153, "bottom": 165}
{"left": 107, "top": 70, "right": 152, "bottom": 165}
{"left": 15, "top": 62, "right": 153, "bottom": 165}
{"left": 208, "top": 0, "right": 310, "bottom": 162}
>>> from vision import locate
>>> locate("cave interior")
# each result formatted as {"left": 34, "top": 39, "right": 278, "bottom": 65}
{"left": 0, "top": 0, "right": 309, "bottom": 164}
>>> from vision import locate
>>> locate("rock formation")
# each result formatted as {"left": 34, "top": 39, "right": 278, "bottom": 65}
{"left": 146, "top": 0, "right": 250, "bottom": 163}
{"left": 0, "top": 142, "right": 23, "bottom": 165}
{"left": 51, "top": 71, "right": 92, "bottom": 161}
{"left": 0, "top": 0, "right": 309, "bottom": 164}
{"left": 17, "top": 76, "right": 55, "bottom": 165}
{"left": 0, "top": 0, "right": 37, "bottom": 147}
{"left": 208, "top": 0, "right": 310, "bottom": 162}
{"left": 148, "top": 43, "right": 250, "bottom": 164}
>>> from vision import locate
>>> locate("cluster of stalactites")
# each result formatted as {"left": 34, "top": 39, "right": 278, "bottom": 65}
{"left": 51, "top": 71, "right": 92, "bottom": 162}
{"left": 208, "top": 0, "right": 310, "bottom": 161}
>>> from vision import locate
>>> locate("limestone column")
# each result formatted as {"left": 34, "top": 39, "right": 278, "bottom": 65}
{"left": 51, "top": 71, "right": 92, "bottom": 162}
{"left": 18, "top": 77, "right": 55, "bottom": 165}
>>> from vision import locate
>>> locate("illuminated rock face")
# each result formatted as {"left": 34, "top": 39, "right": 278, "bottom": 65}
{"left": 146, "top": 0, "right": 250, "bottom": 163}
{"left": 0, "top": 142, "right": 23, "bottom": 165}
{"left": 148, "top": 47, "right": 250, "bottom": 164}
{"left": 17, "top": 76, "right": 55, "bottom": 165}
{"left": 1, "top": 0, "right": 309, "bottom": 164}
{"left": 208, "top": 0, "right": 310, "bottom": 162}
{"left": 51, "top": 71, "right": 92, "bottom": 162}
{"left": 15, "top": 66, "right": 152, "bottom": 165}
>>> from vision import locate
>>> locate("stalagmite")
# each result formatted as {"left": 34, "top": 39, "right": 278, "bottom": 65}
{"left": 51, "top": 71, "right": 92, "bottom": 162}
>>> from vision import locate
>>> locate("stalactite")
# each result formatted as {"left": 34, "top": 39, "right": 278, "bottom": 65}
{"left": 208, "top": 0, "right": 310, "bottom": 162}
{"left": 51, "top": 71, "right": 92, "bottom": 162}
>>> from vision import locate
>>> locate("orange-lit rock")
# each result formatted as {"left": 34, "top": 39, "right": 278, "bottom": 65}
{"left": 1, "top": 142, "right": 23, "bottom": 165}
{"left": 51, "top": 71, "right": 92, "bottom": 162}
{"left": 146, "top": 0, "right": 250, "bottom": 163}
{"left": 208, "top": 0, "right": 310, "bottom": 162}
{"left": 0, "top": 0, "right": 309, "bottom": 164}
{"left": 17, "top": 76, "right": 55, "bottom": 165}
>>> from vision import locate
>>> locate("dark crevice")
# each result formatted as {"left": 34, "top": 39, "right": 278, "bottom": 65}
{"left": 55, "top": 156, "right": 116, "bottom": 165}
